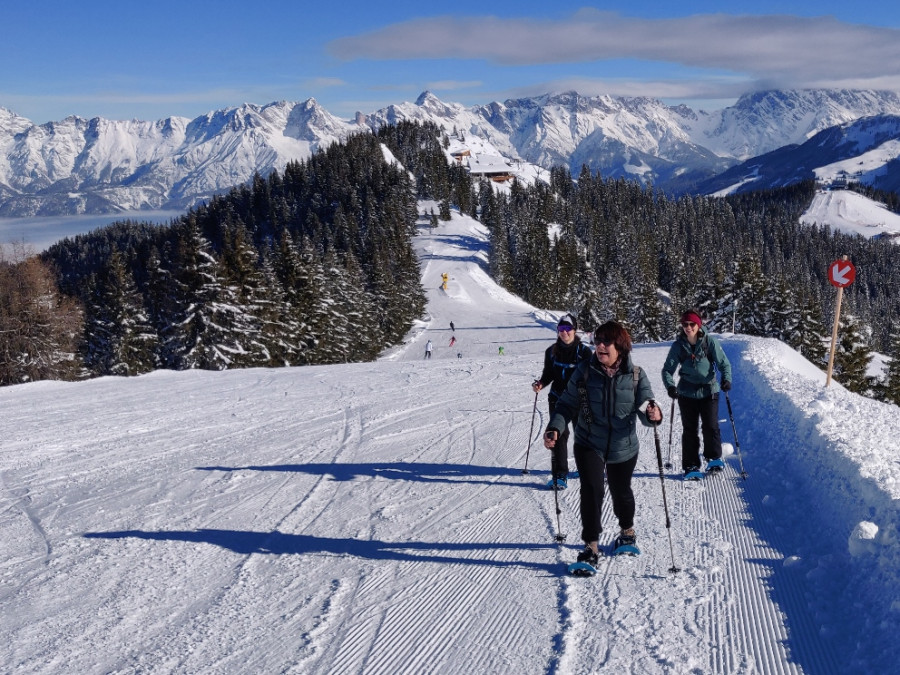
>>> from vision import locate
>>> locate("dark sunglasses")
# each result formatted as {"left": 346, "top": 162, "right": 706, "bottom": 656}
{"left": 594, "top": 336, "right": 614, "bottom": 346}
{"left": 681, "top": 321, "right": 697, "bottom": 328}
{"left": 557, "top": 325, "right": 574, "bottom": 333}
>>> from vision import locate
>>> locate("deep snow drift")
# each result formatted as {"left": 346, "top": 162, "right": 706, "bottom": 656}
{"left": 2, "top": 211, "right": 899, "bottom": 674}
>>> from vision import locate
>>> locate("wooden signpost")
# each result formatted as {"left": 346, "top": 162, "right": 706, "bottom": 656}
{"left": 825, "top": 255, "right": 856, "bottom": 387}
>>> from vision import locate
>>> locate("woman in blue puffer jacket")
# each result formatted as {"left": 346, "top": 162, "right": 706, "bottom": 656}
{"left": 543, "top": 321, "right": 662, "bottom": 568}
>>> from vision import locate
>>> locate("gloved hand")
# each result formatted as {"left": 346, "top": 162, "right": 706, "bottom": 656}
{"left": 721, "top": 380, "right": 732, "bottom": 392}
{"left": 667, "top": 386, "right": 678, "bottom": 399}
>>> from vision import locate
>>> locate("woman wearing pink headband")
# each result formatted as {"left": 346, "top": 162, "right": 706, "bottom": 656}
{"left": 661, "top": 308, "right": 732, "bottom": 479}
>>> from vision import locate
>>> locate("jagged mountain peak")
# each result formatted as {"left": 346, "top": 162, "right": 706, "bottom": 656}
{"left": 697, "top": 111, "right": 900, "bottom": 196}
{"left": 5, "top": 87, "right": 900, "bottom": 216}
{"left": 413, "top": 91, "right": 465, "bottom": 118}
{"left": 415, "top": 90, "right": 439, "bottom": 106}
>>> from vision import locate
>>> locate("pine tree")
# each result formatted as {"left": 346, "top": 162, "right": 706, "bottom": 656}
{"left": 165, "top": 220, "right": 259, "bottom": 370}
{"left": 831, "top": 312, "right": 873, "bottom": 394}
{"left": 566, "top": 255, "right": 603, "bottom": 331}
{"left": 293, "top": 236, "right": 334, "bottom": 363}
{"left": 332, "top": 250, "right": 379, "bottom": 361}
{"left": 271, "top": 229, "right": 310, "bottom": 365}
{"left": 794, "top": 294, "right": 828, "bottom": 366}
{"left": 732, "top": 254, "right": 771, "bottom": 336}
{"left": 882, "top": 329, "right": 900, "bottom": 405}
{"left": 83, "top": 251, "right": 159, "bottom": 376}
{"left": 220, "top": 221, "right": 271, "bottom": 366}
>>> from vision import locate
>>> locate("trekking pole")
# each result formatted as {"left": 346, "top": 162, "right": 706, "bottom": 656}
{"left": 548, "top": 433, "right": 567, "bottom": 543}
{"left": 652, "top": 414, "right": 680, "bottom": 574}
{"left": 522, "top": 387, "right": 539, "bottom": 474}
{"left": 724, "top": 392, "right": 748, "bottom": 480}
{"left": 552, "top": 471, "right": 566, "bottom": 543}
{"left": 664, "top": 397, "right": 676, "bottom": 470}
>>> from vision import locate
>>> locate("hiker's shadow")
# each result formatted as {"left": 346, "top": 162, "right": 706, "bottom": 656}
{"left": 196, "top": 462, "right": 534, "bottom": 488}
{"left": 84, "top": 529, "right": 561, "bottom": 574}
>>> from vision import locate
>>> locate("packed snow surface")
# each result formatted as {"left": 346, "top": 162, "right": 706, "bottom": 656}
{"left": 800, "top": 188, "right": 900, "bottom": 240}
{"left": 2, "top": 209, "right": 900, "bottom": 674}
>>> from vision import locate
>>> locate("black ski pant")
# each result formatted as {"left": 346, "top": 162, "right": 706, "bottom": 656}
{"left": 678, "top": 394, "right": 722, "bottom": 471}
{"left": 548, "top": 397, "right": 572, "bottom": 479}
{"left": 573, "top": 444, "right": 638, "bottom": 543}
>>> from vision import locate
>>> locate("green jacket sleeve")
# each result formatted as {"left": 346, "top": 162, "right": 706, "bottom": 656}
{"left": 661, "top": 342, "right": 681, "bottom": 390}
{"left": 710, "top": 337, "right": 732, "bottom": 384}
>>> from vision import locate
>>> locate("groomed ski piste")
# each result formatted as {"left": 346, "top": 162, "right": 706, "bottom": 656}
{"left": 3, "top": 207, "right": 900, "bottom": 674}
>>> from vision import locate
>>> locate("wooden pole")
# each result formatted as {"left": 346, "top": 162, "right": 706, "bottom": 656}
{"left": 825, "top": 286, "right": 843, "bottom": 387}
{"left": 825, "top": 255, "right": 848, "bottom": 387}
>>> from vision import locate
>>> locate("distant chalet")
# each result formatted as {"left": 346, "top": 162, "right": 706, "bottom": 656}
{"left": 453, "top": 150, "right": 516, "bottom": 183}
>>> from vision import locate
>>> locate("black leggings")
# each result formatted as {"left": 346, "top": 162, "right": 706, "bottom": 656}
{"left": 573, "top": 444, "right": 638, "bottom": 543}
{"left": 548, "top": 397, "right": 570, "bottom": 478}
{"left": 678, "top": 394, "right": 722, "bottom": 470}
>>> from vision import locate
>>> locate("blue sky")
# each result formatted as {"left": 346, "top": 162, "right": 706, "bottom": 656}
{"left": 3, "top": 1, "right": 900, "bottom": 124}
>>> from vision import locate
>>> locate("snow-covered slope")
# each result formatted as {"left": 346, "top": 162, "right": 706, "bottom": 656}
{"left": 2, "top": 208, "right": 899, "bottom": 674}
{"left": 5, "top": 88, "right": 900, "bottom": 216}
{"left": 800, "top": 188, "right": 900, "bottom": 241}
{"left": 692, "top": 89, "right": 900, "bottom": 159}
{"left": 701, "top": 114, "right": 900, "bottom": 198}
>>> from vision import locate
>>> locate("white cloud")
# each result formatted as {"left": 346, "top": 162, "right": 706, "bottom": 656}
{"left": 329, "top": 11, "right": 900, "bottom": 88}
{"left": 501, "top": 76, "right": 752, "bottom": 101}
{"left": 425, "top": 80, "right": 482, "bottom": 91}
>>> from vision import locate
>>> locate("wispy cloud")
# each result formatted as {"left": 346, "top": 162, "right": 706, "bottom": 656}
{"left": 425, "top": 80, "right": 482, "bottom": 91}
{"left": 498, "top": 76, "right": 751, "bottom": 100}
{"left": 306, "top": 77, "right": 347, "bottom": 88}
{"left": 329, "top": 11, "right": 900, "bottom": 89}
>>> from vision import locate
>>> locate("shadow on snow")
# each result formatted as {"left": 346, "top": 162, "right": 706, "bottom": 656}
{"left": 194, "top": 461, "right": 550, "bottom": 487}
{"left": 83, "top": 529, "right": 561, "bottom": 574}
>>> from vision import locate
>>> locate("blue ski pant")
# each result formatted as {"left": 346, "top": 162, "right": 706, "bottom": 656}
{"left": 573, "top": 444, "right": 638, "bottom": 543}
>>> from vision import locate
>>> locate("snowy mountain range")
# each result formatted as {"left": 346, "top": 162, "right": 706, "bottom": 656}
{"left": 700, "top": 113, "right": 900, "bottom": 196}
{"left": 5, "top": 89, "right": 900, "bottom": 216}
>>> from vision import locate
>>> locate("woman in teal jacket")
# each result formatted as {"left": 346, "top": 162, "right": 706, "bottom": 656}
{"left": 661, "top": 308, "right": 732, "bottom": 477}
{"left": 544, "top": 321, "right": 662, "bottom": 567}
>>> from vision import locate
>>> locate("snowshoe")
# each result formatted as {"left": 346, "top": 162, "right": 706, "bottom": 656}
{"left": 683, "top": 466, "right": 704, "bottom": 481}
{"left": 567, "top": 545, "right": 600, "bottom": 576}
{"left": 706, "top": 459, "right": 725, "bottom": 474}
{"left": 611, "top": 529, "right": 640, "bottom": 556}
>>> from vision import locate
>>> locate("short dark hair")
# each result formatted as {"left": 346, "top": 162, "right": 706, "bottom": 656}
{"left": 593, "top": 321, "right": 632, "bottom": 357}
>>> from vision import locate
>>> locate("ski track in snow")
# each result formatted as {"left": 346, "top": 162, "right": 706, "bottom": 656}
{"left": 2, "top": 209, "right": 898, "bottom": 674}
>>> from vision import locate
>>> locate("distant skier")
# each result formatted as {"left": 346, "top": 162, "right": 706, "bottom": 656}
{"left": 450, "top": 321, "right": 455, "bottom": 332}
{"left": 424, "top": 339, "right": 433, "bottom": 359}
{"left": 449, "top": 336, "right": 457, "bottom": 348}
{"left": 457, "top": 352, "right": 462, "bottom": 359}
{"left": 498, "top": 346, "right": 504, "bottom": 355}
{"left": 661, "top": 308, "right": 732, "bottom": 478}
